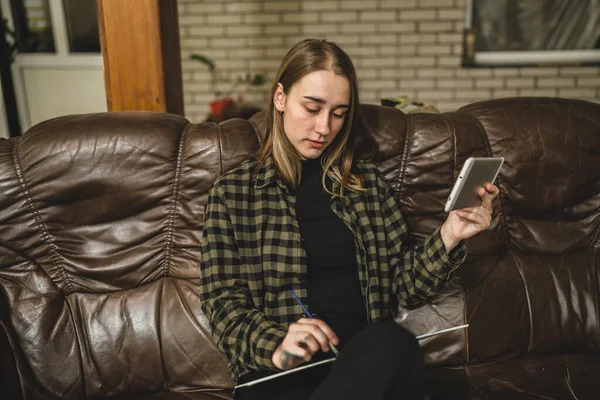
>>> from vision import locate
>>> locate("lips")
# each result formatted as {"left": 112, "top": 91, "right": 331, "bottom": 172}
{"left": 308, "top": 139, "right": 326, "bottom": 148}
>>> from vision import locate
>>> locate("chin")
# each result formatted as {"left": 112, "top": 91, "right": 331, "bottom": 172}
{"left": 300, "top": 149, "right": 324, "bottom": 160}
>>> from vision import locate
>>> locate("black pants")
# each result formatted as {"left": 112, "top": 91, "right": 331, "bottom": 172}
{"left": 235, "top": 321, "right": 425, "bottom": 400}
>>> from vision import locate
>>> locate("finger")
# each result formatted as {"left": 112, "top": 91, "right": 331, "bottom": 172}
{"left": 294, "top": 323, "right": 332, "bottom": 352}
{"left": 293, "top": 330, "right": 321, "bottom": 355}
{"left": 474, "top": 188, "right": 494, "bottom": 213}
{"left": 457, "top": 206, "right": 480, "bottom": 213}
{"left": 295, "top": 318, "right": 340, "bottom": 347}
{"left": 477, "top": 187, "right": 493, "bottom": 208}
{"left": 457, "top": 206, "right": 491, "bottom": 221}
{"left": 456, "top": 206, "right": 490, "bottom": 222}
{"left": 289, "top": 322, "right": 330, "bottom": 352}
{"left": 482, "top": 184, "right": 500, "bottom": 205}
{"left": 455, "top": 209, "right": 491, "bottom": 229}
{"left": 457, "top": 206, "right": 492, "bottom": 220}
{"left": 486, "top": 183, "right": 500, "bottom": 197}
{"left": 457, "top": 215, "right": 487, "bottom": 230}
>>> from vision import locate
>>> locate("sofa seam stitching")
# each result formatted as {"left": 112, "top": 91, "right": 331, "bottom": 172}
{"left": 11, "top": 138, "right": 75, "bottom": 294}
{"left": 214, "top": 122, "right": 224, "bottom": 177}
{"left": 396, "top": 113, "right": 410, "bottom": 196}
{"left": 163, "top": 124, "right": 189, "bottom": 277}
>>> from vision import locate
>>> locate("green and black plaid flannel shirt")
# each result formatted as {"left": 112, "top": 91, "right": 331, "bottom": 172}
{"left": 199, "top": 156, "right": 467, "bottom": 380}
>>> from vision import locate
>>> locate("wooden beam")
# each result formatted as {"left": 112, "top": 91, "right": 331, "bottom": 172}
{"left": 97, "top": 0, "right": 184, "bottom": 115}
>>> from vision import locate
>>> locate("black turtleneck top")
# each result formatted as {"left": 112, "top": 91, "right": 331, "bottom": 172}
{"left": 295, "top": 157, "right": 368, "bottom": 348}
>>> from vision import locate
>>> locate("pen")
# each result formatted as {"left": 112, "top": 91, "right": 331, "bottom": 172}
{"left": 289, "top": 289, "right": 340, "bottom": 357}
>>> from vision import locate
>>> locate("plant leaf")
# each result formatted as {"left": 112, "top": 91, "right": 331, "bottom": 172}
{"left": 190, "top": 54, "right": 216, "bottom": 71}
{"left": 251, "top": 74, "right": 265, "bottom": 86}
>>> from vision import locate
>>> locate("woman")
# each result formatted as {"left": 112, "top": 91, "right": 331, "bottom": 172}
{"left": 199, "top": 38, "right": 498, "bottom": 400}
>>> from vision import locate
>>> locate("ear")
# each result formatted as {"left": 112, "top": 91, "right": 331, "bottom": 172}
{"left": 273, "top": 83, "right": 286, "bottom": 112}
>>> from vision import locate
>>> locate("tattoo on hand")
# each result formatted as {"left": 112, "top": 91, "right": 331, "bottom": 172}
{"left": 281, "top": 350, "right": 303, "bottom": 369}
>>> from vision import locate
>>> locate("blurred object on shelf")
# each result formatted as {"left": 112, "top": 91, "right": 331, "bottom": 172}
{"left": 381, "top": 96, "right": 440, "bottom": 114}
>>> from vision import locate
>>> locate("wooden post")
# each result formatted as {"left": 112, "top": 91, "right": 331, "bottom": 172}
{"left": 97, "top": 0, "right": 184, "bottom": 115}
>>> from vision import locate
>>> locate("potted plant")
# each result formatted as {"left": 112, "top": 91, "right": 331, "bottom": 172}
{"left": 190, "top": 54, "right": 265, "bottom": 121}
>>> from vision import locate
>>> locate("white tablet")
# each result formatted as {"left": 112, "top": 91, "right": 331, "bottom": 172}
{"left": 444, "top": 157, "right": 503, "bottom": 213}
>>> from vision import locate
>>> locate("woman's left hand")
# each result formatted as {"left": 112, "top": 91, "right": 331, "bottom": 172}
{"left": 441, "top": 183, "right": 500, "bottom": 250}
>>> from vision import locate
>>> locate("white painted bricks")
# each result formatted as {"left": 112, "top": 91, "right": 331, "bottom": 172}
{"left": 178, "top": 0, "right": 600, "bottom": 122}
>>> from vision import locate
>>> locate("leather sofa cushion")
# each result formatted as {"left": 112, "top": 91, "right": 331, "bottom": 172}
{"left": 425, "top": 354, "right": 600, "bottom": 400}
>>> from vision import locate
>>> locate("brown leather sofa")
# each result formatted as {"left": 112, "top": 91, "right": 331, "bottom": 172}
{"left": 1, "top": 97, "right": 598, "bottom": 399}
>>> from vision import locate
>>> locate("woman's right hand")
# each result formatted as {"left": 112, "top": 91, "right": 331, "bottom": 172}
{"left": 272, "top": 318, "right": 339, "bottom": 370}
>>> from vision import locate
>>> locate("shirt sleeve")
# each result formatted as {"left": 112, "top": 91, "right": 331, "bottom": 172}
{"left": 199, "top": 182, "right": 287, "bottom": 377}
{"left": 376, "top": 172, "right": 467, "bottom": 309}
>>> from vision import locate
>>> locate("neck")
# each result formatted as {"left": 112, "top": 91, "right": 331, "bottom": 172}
{"left": 301, "top": 156, "right": 322, "bottom": 179}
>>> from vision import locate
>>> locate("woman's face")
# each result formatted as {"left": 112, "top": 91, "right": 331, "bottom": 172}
{"left": 274, "top": 70, "right": 350, "bottom": 160}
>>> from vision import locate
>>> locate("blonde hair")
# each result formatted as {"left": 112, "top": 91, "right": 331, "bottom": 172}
{"left": 255, "top": 38, "right": 368, "bottom": 199}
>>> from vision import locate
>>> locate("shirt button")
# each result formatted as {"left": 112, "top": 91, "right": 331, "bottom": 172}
{"left": 442, "top": 262, "right": 448, "bottom": 269}
{"left": 300, "top": 235, "right": 305, "bottom": 242}
{"left": 299, "top": 276, "right": 307, "bottom": 283}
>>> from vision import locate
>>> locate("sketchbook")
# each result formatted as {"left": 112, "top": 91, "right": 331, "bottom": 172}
{"left": 234, "top": 324, "right": 469, "bottom": 390}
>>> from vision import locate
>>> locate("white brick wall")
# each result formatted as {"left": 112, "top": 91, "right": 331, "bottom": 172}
{"left": 178, "top": 0, "right": 600, "bottom": 122}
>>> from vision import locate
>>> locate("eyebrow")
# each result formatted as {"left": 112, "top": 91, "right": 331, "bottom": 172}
{"left": 303, "top": 96, "right": 350, "bottom": 109}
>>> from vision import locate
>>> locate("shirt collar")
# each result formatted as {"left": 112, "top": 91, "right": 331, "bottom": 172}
{"left": 253, "top": 155, "right": 364, "bottom": 202}
{"left": 254, "top": 156, "right": 289, "bottom": 192}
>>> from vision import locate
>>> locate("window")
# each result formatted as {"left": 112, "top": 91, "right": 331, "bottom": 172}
{"left": 63, "top": 0, "right": 100, "bottom": 53}
{"left": 463, "top": 0, "right": 600, "bottom": 66}
{"left": 11, "top": 0, "right": 55, "bottom": 53}
{"left": 8, "top": 0, "right": 100, "bottom": 54}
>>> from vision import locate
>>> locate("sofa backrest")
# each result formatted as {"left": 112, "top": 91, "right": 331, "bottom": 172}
{"left": 0, "top": 112, "right": 257, "bottom": 398}
{"left": 1, "top": 98, "right": 599, "bottom": 399}
{"left": 455, "top": 98, "right": 600, "bottom": 364}
{"left": 351, "top": 99, "right": 600, "bottom": 367}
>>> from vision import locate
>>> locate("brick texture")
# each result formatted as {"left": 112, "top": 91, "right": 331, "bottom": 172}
{"left": 178, "top": 0, "right": 600, "bottom": 122}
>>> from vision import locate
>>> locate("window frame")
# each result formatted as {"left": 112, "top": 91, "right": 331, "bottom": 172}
{"left": 462, "top": 0, "right": 600, "bottom": 67}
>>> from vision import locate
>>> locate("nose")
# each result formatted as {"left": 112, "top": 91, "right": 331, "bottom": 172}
{"left": 315, "top": 112, "right": 331, "bottom": 137}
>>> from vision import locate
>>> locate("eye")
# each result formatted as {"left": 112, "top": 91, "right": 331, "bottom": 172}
{"left": 333, "top": 113, "right": 346, "bottom": 119}
{"left": 305, "top": 107, "right": 319, "bottom": 114}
